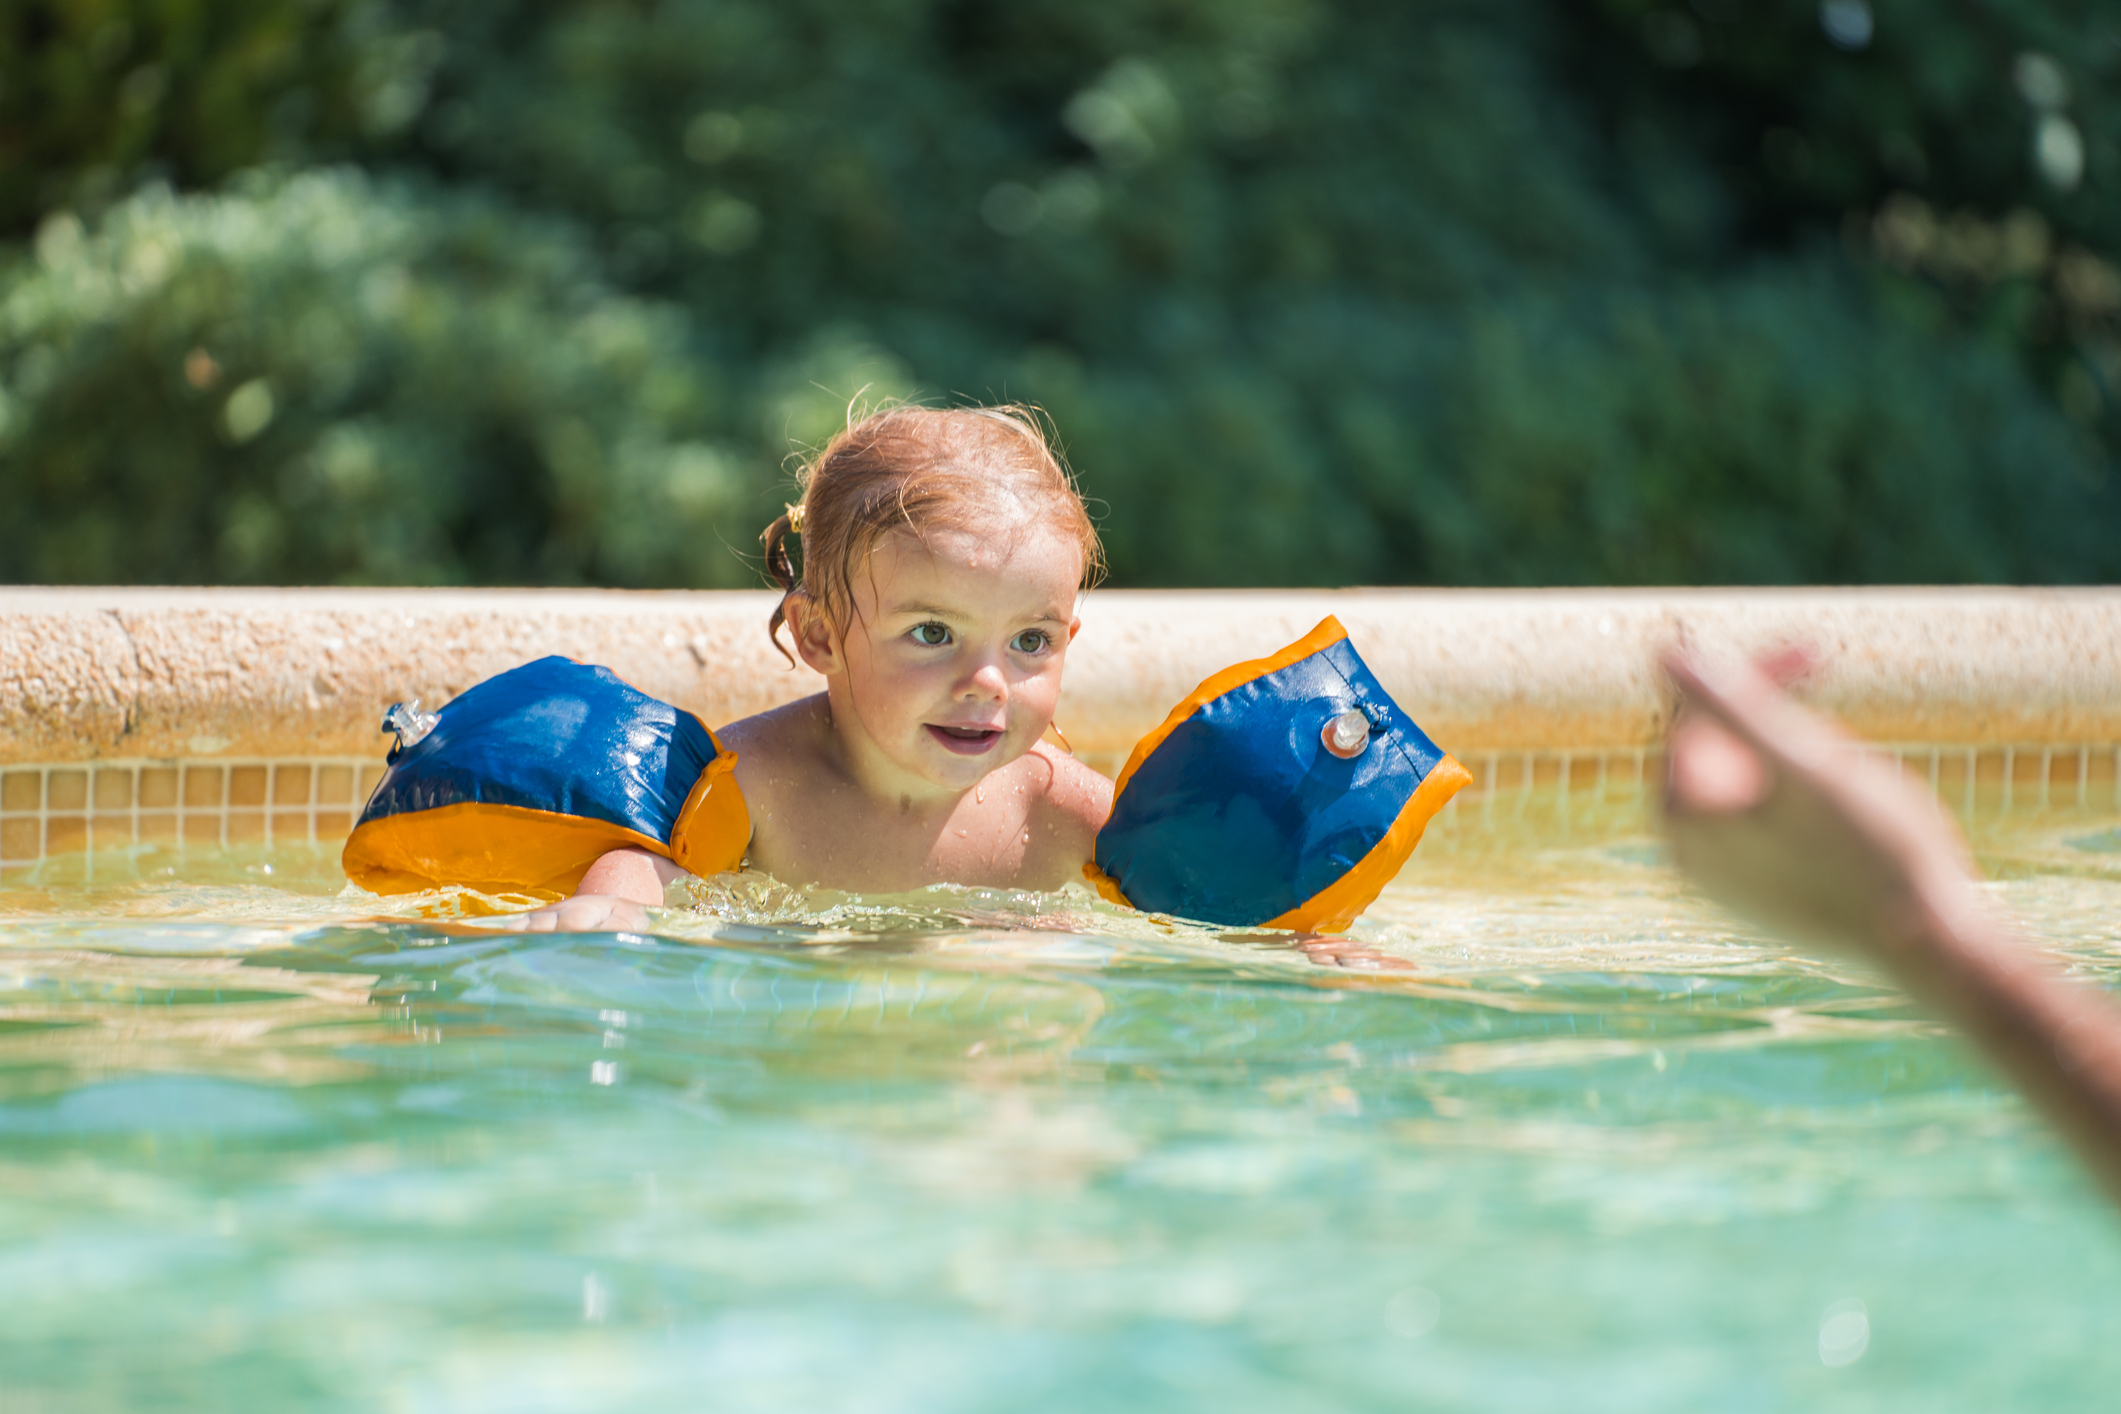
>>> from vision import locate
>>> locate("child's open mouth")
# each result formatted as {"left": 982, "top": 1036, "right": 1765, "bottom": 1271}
{"left": 926, "top": 723, "right": 1005, "bottom": 755}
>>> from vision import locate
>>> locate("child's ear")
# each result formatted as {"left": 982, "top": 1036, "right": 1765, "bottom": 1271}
{"left": 786, "top": 595, "right": 844, "bottom": 675}
{"left": 1066, "top": 616, "right": 1082, "bottom": 644}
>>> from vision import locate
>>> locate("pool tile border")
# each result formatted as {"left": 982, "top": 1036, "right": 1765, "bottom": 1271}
{"left": 0, "top": 757, "right": 384, "bottom": 872}
{"left": 5, "top": 743, "right": 2114, "bottom": 872}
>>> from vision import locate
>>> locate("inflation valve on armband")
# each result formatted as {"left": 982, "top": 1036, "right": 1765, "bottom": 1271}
{"left": 380, "top": 699, "right": 439, "bottom": 761}
{"left": 1322, "top": 706, "right": 1372, "bottom": 760}
{"left": 1086, "top": 616, "right": 1471, "bottom": 935}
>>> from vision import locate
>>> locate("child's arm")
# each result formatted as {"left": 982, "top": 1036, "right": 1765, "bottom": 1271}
{"left": 498, "top": 847, "right": 684, "bottom": 933}
{"left": 577, "top": 846, "right": 686, "bottom": 902}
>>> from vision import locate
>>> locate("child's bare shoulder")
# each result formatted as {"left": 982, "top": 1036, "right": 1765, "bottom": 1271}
{"left": 716, "top": 696, "right": 831, "bottom": 805}
{"left": 1024, "top": 743, "right": 1113, "bottom": 833}
{"left": 717, "top": 696, "right": 820, "bottom": 758}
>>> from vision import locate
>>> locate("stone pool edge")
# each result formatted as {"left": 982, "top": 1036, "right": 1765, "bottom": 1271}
{"left": 4, "top": 585, "right": 2119, "bottom": 765}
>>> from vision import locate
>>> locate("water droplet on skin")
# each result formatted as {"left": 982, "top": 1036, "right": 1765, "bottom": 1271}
{"left": 975, "top": 787, "right": 985, "bottom": 804}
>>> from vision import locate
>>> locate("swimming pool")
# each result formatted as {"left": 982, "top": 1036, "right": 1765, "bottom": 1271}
{"left": 4, "top": 790, "right": 2119, "bottom": 1411}
{"left": 6, "top": 586, "right": 2121, "bottom": 1409}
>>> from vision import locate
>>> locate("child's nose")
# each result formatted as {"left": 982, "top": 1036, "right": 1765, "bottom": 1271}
{"left": 961, "top": 657, "right": 1009, "bottom": 700}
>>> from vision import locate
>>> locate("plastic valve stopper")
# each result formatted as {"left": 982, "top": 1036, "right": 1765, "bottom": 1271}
{"left": 1322, "top": 707, "right": 1371, "bottom": 760}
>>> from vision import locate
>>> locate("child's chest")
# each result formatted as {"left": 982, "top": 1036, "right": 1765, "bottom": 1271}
{"left": 741, "top": 770, "right": 1066, "bottom": 893}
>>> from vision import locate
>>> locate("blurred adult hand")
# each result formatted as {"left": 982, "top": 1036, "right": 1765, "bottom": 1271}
{"left": 1661, "top": 649, "right": 1985, "bottom": 968}
{"left": 1661, "top": 648, "right": 2121, "bottom": 1209}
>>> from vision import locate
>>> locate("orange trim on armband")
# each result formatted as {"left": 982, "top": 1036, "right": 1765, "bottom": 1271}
{"left": 1081, "top": 859, "right": 1134, "bottom": 910}
{"left": 670, "top": 745, "right": 751, "bottom": 877}
{"left": 342, "top": 802, "right": 670, "bottom": 899}
{"left": 1110, "top": 616, "right": 1351, "bottom": 801}
{"left": 1266, "top": 753, "right": 1473, "bottom": 935}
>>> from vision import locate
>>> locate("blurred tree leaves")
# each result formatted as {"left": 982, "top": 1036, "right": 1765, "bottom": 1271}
{"left": 1, "top": 0, "right": 2117, "bottom": 587}
{"left": 0, "top": 0, "right": 372, "bottom": 229}
{"left": 0, "top": 170, "right": 757, "bottom": 584}
{"left": 1565, "top": 0, "right": 2121, "bottom": 478}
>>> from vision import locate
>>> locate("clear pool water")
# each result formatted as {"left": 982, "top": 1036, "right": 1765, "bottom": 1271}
{"left": 4, "top": 812, "right": 2120, "bottom": 1411}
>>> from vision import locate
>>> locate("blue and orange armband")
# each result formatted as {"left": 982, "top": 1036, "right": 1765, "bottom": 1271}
{"left": 340, "top": 656, "right": 750, "bottom": 897}
{"left": 1085, "top": 616, "right": 1471, "bottom": 933}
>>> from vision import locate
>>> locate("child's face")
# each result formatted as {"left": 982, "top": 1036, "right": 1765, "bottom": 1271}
{"left": 801, "top": 523, "right": 1082, "bottom": 795}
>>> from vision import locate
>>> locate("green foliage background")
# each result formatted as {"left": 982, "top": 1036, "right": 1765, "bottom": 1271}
{"left": 3, "top": 0, "right": 2118, "bottom": 586}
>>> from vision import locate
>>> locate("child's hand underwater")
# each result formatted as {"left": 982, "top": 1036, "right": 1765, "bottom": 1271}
{"left": 1294, "top": 935, "right": 1416, "bottom": 971}
{"left": 487, "top": 893, "right": 652, "bottom": 934}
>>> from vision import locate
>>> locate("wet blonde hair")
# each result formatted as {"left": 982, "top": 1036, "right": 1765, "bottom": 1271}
{"left": 761, "top": 404, "right": 1102, "bottom": 662}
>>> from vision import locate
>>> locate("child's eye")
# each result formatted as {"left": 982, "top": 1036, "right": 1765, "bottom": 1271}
{"left": 910, "top": 622, "right": 952, "bottom": 647}
{"left": 1011, "top": 629, "right": 1052, "bottom": 655}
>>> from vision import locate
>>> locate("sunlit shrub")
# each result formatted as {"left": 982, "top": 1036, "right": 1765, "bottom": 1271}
{"left": 1026, "top": 261, "right": 2118, "bottom": 585}
{"left": 3, "top": 0, "right": 2116, "bottom": 586}
{"left": 0, "top": 170, "right": 766, "bottom": 585}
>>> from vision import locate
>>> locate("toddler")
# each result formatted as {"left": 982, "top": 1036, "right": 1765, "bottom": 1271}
{"left": 520, "top": 406, "right": 1113, "bottom": 930}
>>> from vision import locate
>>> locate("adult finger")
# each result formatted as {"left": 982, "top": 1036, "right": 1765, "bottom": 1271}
{"left": 1666, "top": 715, "right": 1770, "bottom": 814}
{"left": 1663, "top": 649, "right": 1840, "bottom": 776}
{"left": 1755, "top": 644, "right": 1817, "bottom": 689}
